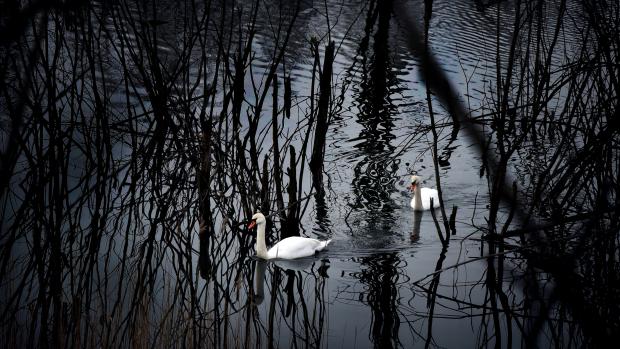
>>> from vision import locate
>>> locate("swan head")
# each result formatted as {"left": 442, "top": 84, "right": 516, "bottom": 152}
{"left": 409, "top": 175, "right": 421, "bottom": 191}
{"left": 248, "top": 212, "right": 266, "bottom": 230}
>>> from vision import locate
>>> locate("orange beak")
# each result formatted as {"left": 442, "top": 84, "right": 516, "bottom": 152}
{"left": 409, "top": 183, "right": 417, "bottom": 191}
{"left": 248, "top": 220, "right": 256, "bottom": 230}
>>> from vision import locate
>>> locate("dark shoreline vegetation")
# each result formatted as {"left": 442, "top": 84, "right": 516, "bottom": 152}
{"left": 1, "top": 0, "right": 618, "bottom": 347}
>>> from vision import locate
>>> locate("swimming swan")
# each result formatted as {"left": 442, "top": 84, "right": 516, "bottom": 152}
{"left": 409, "top": 175, "right": 441, "bottom": 211}
{"left": 248, "top": 212, "right": 331, "bottom": 260}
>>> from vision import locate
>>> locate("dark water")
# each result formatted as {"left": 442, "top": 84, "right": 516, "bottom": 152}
{"left": 1, "top": 0, "right": 618, "bottom": 347}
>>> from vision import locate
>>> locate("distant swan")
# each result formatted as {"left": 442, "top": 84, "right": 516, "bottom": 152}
{"left": 409, "top": 175, "right": 441, "bottom": 211}
{"left": 248, "top": 212, "right": 331, "bottom": 260}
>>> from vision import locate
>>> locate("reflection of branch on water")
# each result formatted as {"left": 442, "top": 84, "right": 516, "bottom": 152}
{"left": 1, "top": 0, "right": 619, "bottom": 346}
{"left": 259, "top": 260, "right": 329, "bottom": 348}
{"left": 354, "top": 252, "right": 406, "bottom": 348}
{"left": 397, "top": 0, "right": 620, "bottom": 345}
{"left": 0, "top": 0, "right": 344, "bottom": 345}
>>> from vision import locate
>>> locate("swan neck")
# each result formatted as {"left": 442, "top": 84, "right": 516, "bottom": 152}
{"left": 255, "top": 222, "right": 268, "bottom": 259}
{"left": 414, "top": 187, "right": 423, "bottom": 209}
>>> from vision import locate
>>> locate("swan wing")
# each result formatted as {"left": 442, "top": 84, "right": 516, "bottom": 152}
{"left": 421, "top": 188, "right": 441, "bottom": 210}
{"left": 267, "top": 237, "right": 330, "bottom": 260}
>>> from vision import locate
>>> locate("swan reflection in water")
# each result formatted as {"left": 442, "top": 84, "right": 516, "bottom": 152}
{"left": 251, "top": 257, "right": 330, "bottom": 306}
{"left": 253, "top": 259, "right": 267, "bottom": 306}
{"left": 249, "top": 256, "right": 330, "bottom": 348}
{"left": 411, "top": 210, "right": 423, "bottom": 243}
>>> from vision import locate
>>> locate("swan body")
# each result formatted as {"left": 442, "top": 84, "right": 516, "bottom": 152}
{"left": 409, "top": 175, "right": 441, "bottom": 211}
{"left": 248, "top": 212, "right": 331, "bottom": 260}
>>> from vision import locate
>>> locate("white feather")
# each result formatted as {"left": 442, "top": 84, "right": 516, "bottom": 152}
{"left": 249, "top": 212, "right": 331, "bottom": 260}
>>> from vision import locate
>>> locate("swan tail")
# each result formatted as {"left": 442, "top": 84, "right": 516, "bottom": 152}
{"left": 320, "top": 239, "right": 332, "bottom": 250}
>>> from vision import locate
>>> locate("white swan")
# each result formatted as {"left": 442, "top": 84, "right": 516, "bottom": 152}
{"left": 409, "top": 175, "right": 441, "bottom": 211}
{"left": 248, "top": 212, "right": 331, "bottom": 260}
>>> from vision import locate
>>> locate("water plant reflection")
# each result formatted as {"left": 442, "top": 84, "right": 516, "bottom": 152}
{"left": 1, "top": 0, "right": 618, "bottom": 347}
